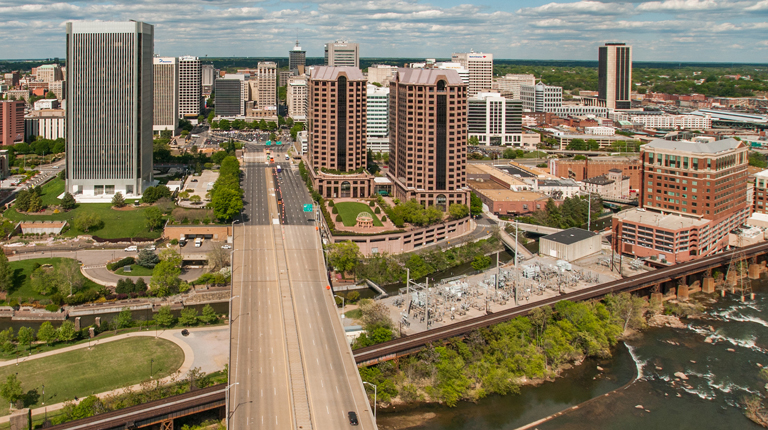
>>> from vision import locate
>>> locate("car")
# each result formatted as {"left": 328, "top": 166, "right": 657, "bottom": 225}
{"left": 221, "top": 244, "right": 232, "bottom": 249}
{"left": 145, "top": 246, "right": 156, "bottom": 251}
{"left": 348, "top": 411, "right": 358, "bottom": 426}
{"left": 191, "top": 179, "right": 198, "bottom": 182}
{"left": 124, "top": 246, "right": 138, "bottom": 252}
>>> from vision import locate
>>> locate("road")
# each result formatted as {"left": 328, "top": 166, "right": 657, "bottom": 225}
{"left": 229, "top": 148, "right": 376, "bottom": 429}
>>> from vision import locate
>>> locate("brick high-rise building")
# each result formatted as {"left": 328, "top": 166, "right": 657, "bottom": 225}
{"left": 613, "top": 138, "right": 749, "bottom": 263}
{"left": 388, "top": 68, "right": 469, "bottom": 208}
{"left": 324, "top": 41, "right": 359, "bottom": 68}
{"left": 306, "top": 66, "right": 372, "bottom": 198}
{"left": 0, "top": 100, "right": 25, "bottom": 145}
{"left": 37, "top": 64, "right": 63, "bottom": 83}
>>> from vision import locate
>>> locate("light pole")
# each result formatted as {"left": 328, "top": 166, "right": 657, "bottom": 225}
{"left": 363, "top": 381, "right": 377, "bottom": 421}
{"left": 225, "top": 382, "right": 240, "bottom": 429}
{"left": 150, "top": 358, "right": 154, "bottom": 379}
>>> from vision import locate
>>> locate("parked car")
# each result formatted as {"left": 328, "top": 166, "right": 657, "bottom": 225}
{"left": 124, "top": 246, "right": 138, "bottom": 252}
{"left": 221, "top": 244, "right": 232, "bottom": 249}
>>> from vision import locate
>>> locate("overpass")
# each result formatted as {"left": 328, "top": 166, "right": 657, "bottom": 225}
{"left": 353, "top": 241, "right": 768, "bottom": 366}
{"left": 497, "top": 220, "right": 563, "bottom": 236}
{"left": 498, "top": 228, "right": 534, "bottom": 260}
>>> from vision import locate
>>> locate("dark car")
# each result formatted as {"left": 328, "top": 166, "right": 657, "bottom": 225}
{"left": 348, "top": 411, "right": 358, "bottom": 426}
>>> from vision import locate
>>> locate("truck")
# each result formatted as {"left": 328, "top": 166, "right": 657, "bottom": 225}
{"left": 179, "top": 234, "right": 186, "bottom": 247}
{"left": 194, "top": 237, "right": 203, "bottom": 248}
{"left": 276, "top": 165, "right": 282, "bottom": 173}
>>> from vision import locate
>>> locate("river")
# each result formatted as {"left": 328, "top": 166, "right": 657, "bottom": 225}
{"left": 377, "top": 278, "right": 768, "bottom": 430}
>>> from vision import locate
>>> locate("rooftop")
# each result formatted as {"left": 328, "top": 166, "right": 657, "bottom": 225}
{"left": 537, "top": 179, "right": 580, "bottom": 187}
{"left": 467, "top": 164, "right": 528, "bottom": 186}
{"left": 396, "top": 68, "right": 465, "bottom": 86}
{"left": 542, "top": 228, "right": 597, "bottom": 245}
{"left": 584, "top": 175, "right": 614, "bottom": 185}
{"left": 470, "top": 185, "right": 549, "bottom": 202}
{"left": 614, "top": 208, "right": 709, "bottom": 230}
{"left": 643, "top": 137, "right": 743, "bottom": 154}
{"left": 310, "top": 66, "right": 366, "bottom": 81}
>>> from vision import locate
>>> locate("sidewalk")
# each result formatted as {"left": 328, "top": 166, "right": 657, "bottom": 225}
{"left": 0, "top": 325, "right": 225, "bottom": 425}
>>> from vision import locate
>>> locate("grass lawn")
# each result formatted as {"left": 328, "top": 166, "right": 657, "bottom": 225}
{"left": 8, "top": 258, "right": 102, "bottom": 302}
{"left": 334, "top": 202, "right": 383, "bottom": 227}
{"left": 344, "top": 309, "right": 362, "bottom": 319}
{"left": 115, "top": 265, "right": 154, "bottom": 277}
{"left": 0, "top": 337, "right": 183, "bottom": 414}
{"left": 40, "top": 177, "right": 65, "bottom": 207}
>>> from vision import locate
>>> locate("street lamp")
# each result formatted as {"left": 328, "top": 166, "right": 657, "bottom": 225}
{"left": 363, "top": 381, "right": 377, "bottom": 421}
{"left": 226, "top": 382, "right": 240, "bottom": 429}
{"left": 150, "top": 359, "right": 154, "bottom": 379}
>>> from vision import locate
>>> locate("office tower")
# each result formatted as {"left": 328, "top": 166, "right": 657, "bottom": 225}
{"left": 451, "top": 52, "right": 493, "bottom": 97}
{"left": 613, "top": 138, "right": 749, "bottom": 263}
{"left": 598, "top": 42, "right": 632, "bottom": 110}
{"left": 215, "top": 78, "right": 244, "bottom": 117}
{"left": 289, "top": 40, "right": 306, "bottom": 75}
{"left": 201, "top": 64, "right": 215, "bottom": 96}
{"left": 493, "top": 74, "right": 536, "bottom": 99}
{"left": 367, "top": 64, "right": 397, "bottom": 87}
{"left": 324, "top": 41, "right": 359, "bottom": 68}
{"left": 65, "top": 21, "right": 153, "bottom": 197}
{"left": 287, "top": 76, "right": 308, "bottom": 121}
{"left": 388, "top": 68, "right": 469, "bottom": 207}
{"left": 520, "top": 82, "right": 563, "bottom": 112}
{"left": 468, "top": 92, "right": 523, "bottom": 146}
{"left": 36, "top": 64, "right": 63, "bottom": 83}
{"left": 178, "top": 56, "right": 201, "bottom": 118}
{"left": 307, "top": 66, "right": 371, "bottom": 198}
{"left": 279, "top": 70, "right": 291, "bottom": 88}
{"left": 153, "top": 57, "right": 179, "bottom": 134}
{"left": 366, "top": 84, "right": 389, "bottom": 153}
{"left": 0, "top": 101, "right": 25, "bottom": 145}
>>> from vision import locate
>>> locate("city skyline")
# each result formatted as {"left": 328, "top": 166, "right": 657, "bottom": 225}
{"left": 1, "top": 0, "right": 766, "bottom": 62}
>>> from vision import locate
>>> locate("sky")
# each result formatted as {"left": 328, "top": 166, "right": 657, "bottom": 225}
{"left": 0, "top": 0, "right": 767, "bottom": 62}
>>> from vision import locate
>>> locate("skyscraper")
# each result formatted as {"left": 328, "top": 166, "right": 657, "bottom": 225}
{"left": 36, "top": 64, "right": 63, "bottom": 83}
{"left": 201, "top": 64, "right": 215, "bottom": 96}
{"left": 451, "top": 52, "right": 493, "bottom": 97}
{"left": 388, "top": 68, "right": 469, "bottom": 208}
{"left": 289, "top": 40, "right": 306, "bottom": 75}
{"left": 153, "top": 57, "right": 179, "bottom": 134}
{"left": 287, "top": 76, "right": 308, "bottom": 121}
{"left": 366, "top": 84, "right": 389, "bottom": 153}
{"left": 520, "top": 82, "right": 563, "bottom": 112}
{"left": 215, "top": 76, "right": 245, "bottom": 117}
{"left": 256, "top": 62, "right": 277, "bottom": 110}
{"left": 598, "top": 42, "right": 632, "bottom": 110}
{"left": 65, "top": 21, "right": 153, "bottom": 198}
{"left": 0, "top": 101, "right": 25, "bottom": 145}
{"left": 468, "top": 92, "right": 523, "bottom": 146}
{"left": 324, "top": 41, "right": 359, "bottom": 68}
{"left": 178, "top": 56, "right": 201, "bottom": 118}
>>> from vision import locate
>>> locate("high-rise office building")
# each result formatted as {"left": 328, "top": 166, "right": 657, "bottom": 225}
{"left": 178, "top": 56, "right": 201, "bottom": 118}
{"left": 468, "top": 92, "right": 523, "bottom": 146}
{"left": 324, "top": 41, "right": 359, "bottom": 68}
{"left": 65, "top": 21, "right": 153, "bottom": 197}
{"left": 289, "top": 40, "right": 306, "bottom": 75}
{"left": 36, "top": 64, "right": 63, "bottom": 83}
{"left": 153, "top": 57, "right": 179, "bottom": 134}
{"left": 307, "top": 66, "right": 371, "bottom": 198}
{"left": 366, "top": 84, "right": 389, "bottom": 153}
{"left": 520, "top": 82, "right": 563, "bottom": 112}
{"left": 493, "top": 74, "right": 536, "bottom": 99}
{"left": 598, "top": 42, "right": 632, "bottom": 110}
{"left": 279, "top": 70, "right": 292, "bottom": 88}
{"left": 451, "top": 52, "right": 493, "bottom": 97}
{"left": 257, "top": 62, "right": 277, "bottom": 110}
{"left": 0, "top": 101, "right": 25, "bottom": 145}
{"left": 388, "top": 68, "right": 469, "bottom": 207}
{"left": 287, "top": 76, "right": 308, "bottom": 121}
{"left": 201, "top": 64, "right": 215, "bottom": 96}
{"left": 216, "top": 75, "right": 246, "bottom": 117}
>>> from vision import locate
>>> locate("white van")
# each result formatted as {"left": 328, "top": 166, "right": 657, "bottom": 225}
{"left": 124, "top": 245, "right": 138, "bottom": 252}
{"left": 194, "top": 238, "right": 203, "bottom": 248}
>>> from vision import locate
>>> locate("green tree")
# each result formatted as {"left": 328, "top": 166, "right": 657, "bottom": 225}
{"left": 60, "top": 192, "right": 76, "bottom": 210}
{"left": 468, "top": 136, "right": 480, "bottom": 146}
{"left": 566, "top": 138, "right": 586, "bottom": 151}
{"left": 36, "top": 322, "right": 56, "bottom": 345}
{"left": 327, "top": 241, "right": 361, "bottom": 274}
{"left": 151, "top": 250, "right": 182, "bottom": 296}
{"left": 30, "top": 267, "right": 61, "bottom": 296}
{"left": 136, "top": 249, "right": 160, "bottom": 268}
{"left": 211, "top": 188, "right": 243, "bottom": 222}
{"left": 45, "top": 91, "right": 57, "bottom": 99}
{"left": 207, "top": 111, "right": 215, "bottom": 124}
{"left": 469, "top": 192, "right": 483, "bottom": 217}
{"left": 111, "top": 192, "right": 126, "bottom": 208}
{"left": 448, "top": 204, "right": 469, "bottom": 220}
{"left": 0, "top": 253, "right": 13, "bottom": 293}
{"left": 14, "top": 190, "right": 30, "bottom": 212}
{"left": 586, "top": 139, "right": 600, "bottom": 150}
{"left": 144, "top": 206, "right": 164, "bottom": 232}
{"left": 28, "top": 193, "right": 43, "bottom": 212}
{"left": 200, "top": 304, "right": 218, "bottom": 324}
{"left": 56, "top": 320, "right": 77, "bottom": 343}
{"left": 179, "top": 308, "right": 199, "bottom": 326}
{"left": 470, "top": 255, "right": 492, "bottom": 271}
{"left": 74, "top": 212, "right": 102, "bottom": 232}
{"left": 16, "top": 327, "right": 34, "bottom": 354}
{"left": 0, "top": 374, "right": 23, "bottom": 408}
{"left": 155, "top": 305, "right": 176, "bottom": 327}
{"left": 116, "top": 307, "right": 133, "bottom": 330}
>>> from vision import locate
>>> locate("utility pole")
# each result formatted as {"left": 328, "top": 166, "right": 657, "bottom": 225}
{"left": 514, "top": 218, "right": 520, "bottom": 305}
{"left": 587, "top": 193, "right": 591, "bottom": 231}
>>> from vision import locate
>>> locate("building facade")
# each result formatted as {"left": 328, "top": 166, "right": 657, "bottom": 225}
{"left": 215, "top": 78, "right": 244, "bottom": 117}
{"left": 520, "top": 82, "right": 563, "bottom": 112}
{"left": 178, "top": 56, "right": 201, "bottom": 118}
{"left": 468, "top": 92, "right": 523, "bottom": 146}
{"left": 153, "top": 56, "right": 179, "bottom": 134}
{"left": 610, "top": 111, "right": 712, "bottom": 129}
{"left": 65, "top": 21, "right": 153, "bottom": 198}
{"left": 0, "top": 100, "right": 25, "bottom": 145}
{"left": 324, "top": 41, "right": 359, "bottom": 68}
{"left": 366, "top": 84, "right": 389, "bottom": 145}
{"left": 583, "top": 169, "right": 631, "bottom": 200}
{"left": 37, "top": 64, "right": 63, "bottom": 83}
{"left": 256, "top": 62, "right": 277, "bottom": 110}
{"left": 287, "top": 76, "right": 308, "bottom": 121}
{"left": 201, "top": 64, "right": 215, "bottom": 96}
{"left": 48, "top": 81, "right": 65, "bottom": 100}
{"left": 493, "top": 74, "right": 535, "bottom": 99}
{"left": 598, "top": 42, "right": 632, "bottom": 110}
{"left": 367, "top": 65, "right": 397, "bottom": 86}
{"left": 451, "top": 52, "right": 493, "bottom": 97}
{"left": 388, "top": 68, "right": 469, "bottom": 208}
{"left": 25, "top": 109, "right": 65, "bottom": 141}
{"left": 289, "top": 40, "right": 306, "bottom": 75}
{"left": 550, "top": 157, "right": 643, "bottom": 190}
{"left": 754, "top": 169, "right": 768, "bottom": 215}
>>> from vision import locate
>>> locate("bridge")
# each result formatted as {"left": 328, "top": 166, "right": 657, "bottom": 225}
{"left": 498, "top": 228, "right": 534, "bottom": 260}
{"left": 352, "top": 241, "right": 768, "bottom": 366}
{"left": 497, "top": 221, "right": 563, "bottom": 236}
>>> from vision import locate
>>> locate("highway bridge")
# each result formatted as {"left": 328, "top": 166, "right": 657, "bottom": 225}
{"left": 353, "top": 241, "right": 768, "bottom": 366}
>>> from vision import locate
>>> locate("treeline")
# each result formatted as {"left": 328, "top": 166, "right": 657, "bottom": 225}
{"left": 210, "top": 156, "right": 243, "bottom": 222}
{"left": 519, "top": 197, "right": 603, "bottom": 230}
{"left": 359, "top": 294, "right": 645, "bottom": 407}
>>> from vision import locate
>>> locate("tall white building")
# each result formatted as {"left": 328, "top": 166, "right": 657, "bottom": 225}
{"left": 256, "top": 62, "right": 277, "bottom": 110}
{"left": 520, "top": 82, "right": 563, "bottom": 112}
{"left": 324, "top": 41, "right": 359, "bottom": 68}
{"left": 201, "top": 64, "right": 215, "bottom": 96}
{"left": 451, "top": 52, "right": 493, "bottom": 96}
{"left": 36, "top": 64, "right": 63, "bottom": 83}
{"left": 435, "top": 62, "right": 469, "bottom": 85}
{"left": 178, "top": 56, "right": 201, "bottom": 118}
{"left": 493, "top": 74, "right": 535, "bottom": 99}
{"left": 287, "top": 76, "right": 308, "bottom": 121}
{"left": 153, "top": 57, "right": 179, "bottom": 134}
{"left": 366, "top": 84, "right": 389, "bottom": 153}
{"left": 65, "top": 21, "right": 153, "bottom": 198}
{"left": 468, "top": 92, "right": 523, "bottom": 146}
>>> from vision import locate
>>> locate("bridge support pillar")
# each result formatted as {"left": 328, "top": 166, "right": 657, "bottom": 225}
{"left": 702, "top": 277, "right": 715, "bottom": 294}
{"left": 74, "top": 317, "right": 81, "bottom": 331}
{"left": 8, "top": 408, "right": 30, "bottom": 430}
{"left": 94, "top": 317, "right": 101, "bottom": 328}
{"left": 726, "top": 271, "right": 738, "bottom": 287}
{"left": 749, "top": 264, "right": 761, "bottom": 280}
{"left": 676, "top": 285, "right": 689, "bottom": 301}
{"left": 160, "top": 420, "right": 173, "bottom": 430}
{"left": 650, "top": 292, "right": 663, "bottom": 304}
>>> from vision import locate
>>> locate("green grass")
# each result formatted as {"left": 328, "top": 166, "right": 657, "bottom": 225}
{"left": 40, "top": 177, "right": 65, "bottom": 207}
{"left": 7, "top": 258, "right": 101, "bottom": 302}
{"left": 0, "top": 337, "right": 184, "bottom": 414}
{"left": 344, "top": 309, "right": 362, "bottom": 319}
{"left": 115, "top": 265, "right": 154, "bottom": 277}
{"left": 334, "top": 202, "right": 383, "bottom": 227}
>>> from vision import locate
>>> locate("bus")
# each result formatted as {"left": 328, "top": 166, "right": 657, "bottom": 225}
{"left": 276, "top": 165, "right": 282, "bottom": 173}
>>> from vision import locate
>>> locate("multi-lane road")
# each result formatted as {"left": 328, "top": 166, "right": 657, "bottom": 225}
{"left": 229, "top": 145, "right": 376, "bottom": 429}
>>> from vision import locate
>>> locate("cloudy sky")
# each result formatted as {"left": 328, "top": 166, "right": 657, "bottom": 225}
{"left": 1, "top": 0, "right": 766, "bottom": 62}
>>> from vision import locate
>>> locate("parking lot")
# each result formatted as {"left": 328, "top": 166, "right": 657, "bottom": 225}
{"left": 182, "top": 170, "right": 219, "bottom": 204}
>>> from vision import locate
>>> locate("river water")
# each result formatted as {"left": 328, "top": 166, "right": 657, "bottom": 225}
{"left": 377, "top": 278, "right": 768, "bottom": 430}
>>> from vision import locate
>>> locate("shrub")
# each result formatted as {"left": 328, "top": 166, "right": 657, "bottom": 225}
{"left": 45, "top": 304, "right": 59, "bottom": 312}
{"left": 369, "top": 201, "right": 375, "bottom": 207}
{"left": 328, "top": 200, "right": 335, "bottom": 207}
{"left": 336, "top": 214, "right": 342, "bottom": 222}
{"left": 107, "top": 257, "right": 135, "bottom": 271}
{"left": 332, "top": 206, "right": 338, "bottom": 214}
{"left": 374, "top": 207, "right": 381, "bottom": 214}
{"left": 381, "top": 216, "right": 387, "bottom": 222}
{"left": 170, "top": 239, "right": 179, "bottom": 245}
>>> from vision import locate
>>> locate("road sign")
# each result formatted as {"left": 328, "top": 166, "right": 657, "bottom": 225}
{"left": 303, "top": 204, "right": 313, "bottom": 212}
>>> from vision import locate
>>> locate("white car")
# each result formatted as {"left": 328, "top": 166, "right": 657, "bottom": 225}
{"left": 145, "top": 246, "right": 156, "bottom": 251}
{"left": 124, "top": 246, "right": 138, "bottom": 252}
{"left": 222, "top": 244, "right": 232, "bottom": 249}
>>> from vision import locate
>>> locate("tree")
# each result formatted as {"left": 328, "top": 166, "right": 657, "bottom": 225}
{"left": 155, "top": 305, "right": 176, "bottom": 327}
{"left": 0, "top": 374, "right": 23, "bottom": 408}
{"left": 470, "top": 192, "right": 483, "bottom": 216}
{"left": 207, "top": 246, "right": 230, "bottom": 272}
{"left": 327, "top": 241, "right": 361, "bottom": 274}
{"left": 144, "top": 207, "right": 164, "bottom": 232}
{"left": 30, "top": 267, "right": 61, "bottom": 296}
{"left": 116, "top": 307, "right": 133, "bottom": 330}
{"left": 28, "top": 193, "right": 43, "bottom": 212}
{"left": 358, "top": 299, "right": 394, "bottom": 331}
{"left": 57, "top": 258, "right": 84, "bottom": 295}
{"left": 468, "top": 136, "right": 480, "bottom": 146}
{"left": 586, "top": 139, "right": 600, "bottom": 150}
{"left": 0, "top": 253, "right": 13, "bottom": 293}
{"left": 200, "top": 304, "right": 218, "bottom": 325}
{"left": 57, "top": 320, "right": 77, "bottom": 343}
{"left": 137, "top": 249, "right": 160, "bottom": 269}
{"left": 211, "top": 188, "right": 243, "bottom": 222}
{"left": 605, "top": 292, "right": 646, "bottom": 332}
{"left": 111, "top": 192, "right": 126, "bottom": 208}
{"left": 115, "top": 278, "right": 135, "bottom": 294}
{"left": 17, "top": 327, "right": 34, "bottom": 354}
{"left": 60, "top": 192, "right": 76, "bottom": 210}
{"left": 45, "top": 91, "right": 57, "bottom": 99}
{"left": 36, "top": 322, "right": 56, "bottom": 345}
{"left": 134, "top": 278, "right": 148, "bottom": 295}
{"left": 566, "top": 138, "right": 586, "bottom": 150}
{"left": 471, "top": 255, "right": 492, "bottom": 271}
{"left": 151, "top": 250, "right": 182, "bottom": 296}
{"left": 74, "top": 212, "right": 102, "bottom": 232}
{"left": 179, "top": 308, "right": 199, "bottom": 326}
{"left": 14, "top": 190, "right": 30, "bottom": 212}
{"left": 448, "top": 204, "right": 469, "bottom": 220}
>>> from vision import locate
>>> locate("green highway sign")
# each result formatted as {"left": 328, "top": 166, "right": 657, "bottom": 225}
{"left": 303, "top": 204, "right": 313, "bottom": 212}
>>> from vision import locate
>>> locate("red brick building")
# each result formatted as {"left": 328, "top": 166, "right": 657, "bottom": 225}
{"left": 549, "top": 156, "right": 643, "bottom": 190}
{"left": 0, "top": 101, "right": 25, "bottom": 146}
